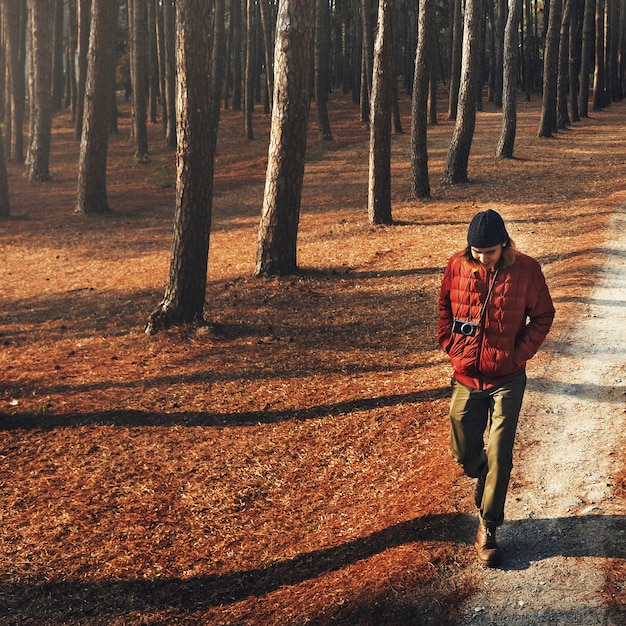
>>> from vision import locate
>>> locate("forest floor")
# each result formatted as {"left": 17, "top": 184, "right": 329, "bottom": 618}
{"left": 0, "top": 90, "right": 625, "bottom": 625}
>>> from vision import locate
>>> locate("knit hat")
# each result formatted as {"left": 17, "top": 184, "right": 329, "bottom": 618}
{"left": 467, "top": 209, "right": 509, "bottom": 248}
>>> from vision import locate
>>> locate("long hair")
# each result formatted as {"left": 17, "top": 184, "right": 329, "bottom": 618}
{"left": 463, "top": 238, "right": 518, "bottom": 269}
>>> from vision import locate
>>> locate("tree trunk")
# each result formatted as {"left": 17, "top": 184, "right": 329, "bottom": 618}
{"left": 254, "top": 0, "right": 315, "bottom": 278}
{"left": 147, "top": 0, "right": 159, "bottom": 124}
{"left": 51, "top": 0, "right": 65, "bottom": 112}
{"left": 258, "top": 0, "right": 275, "bottom": 114}
{"left": 163, "top": 0, "right": 177, "bottom": 147}
{"left": 3, "top": 0, "right": 26, "bottom": 162}
{"left": 245, "top": 0, "right": 257, "bottom": 140}
{"left": 443, "top": 0, "right": 485, "bottom": 184}
{"left": 578, "top": 0, "right": 595, "bottom": 116}
{"left": 232, "top": 0, "right": 243, "bottom": 110}
{"left": 74, "top": 0, "right": 90, "bottom": 140}
{"left": 447, "top": 0, "right": 463, "bottom": 119}
{"left": 131, "top": 0, "right": 149, "bottom": 158}
{"left": 496, "top": 0, "right": 523, "bottom": 157}
{"left": 0, "top": 128, "right": 10, "bottom": 218}
{"left": 146, "top": 0, "right": 215, "bottom": 333}
{"left": 359, "top": 0, "right": 374, "bottom": 124}
{"left": 569, "top": 0, "right": 581, "bottom": 122}
{"left": 368, "top": 0, "right": 394, "bottom": 225}
{"left": 493, "top": 0, "right": 506, "bottom": 107}
{"left": 210, "top": 0, "right": 227, "bottom": 155}
{"left": 26, "top": 0, "right": 52, "bottom": 182}
{"left": 315, "top": 0, "right": 333, "bottom": 140}
{"left": 66, "top": 0, "right": 78, "bottom": 115}
{"left": 592, "top": 0, "right": 606, "bottom": 109}
{"left": 557, "top": 0, "right": 573, "bottom": 128}
{"left": 538, "top": 0, "right": 562, "bottom": 137}
{"left": 76, "top": 0, "right": 118, "bottom": 214}
{"left": 411, "top": 0, "right": 434, "bottom": 198}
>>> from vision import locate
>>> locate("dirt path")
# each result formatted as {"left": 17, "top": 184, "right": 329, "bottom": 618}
{"left": 460, "top": 205, "right": 626, "bottom": 624}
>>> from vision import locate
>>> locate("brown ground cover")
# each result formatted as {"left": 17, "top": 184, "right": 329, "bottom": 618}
{"left": 1, "top": 91, "right": 624, "bottom": 624}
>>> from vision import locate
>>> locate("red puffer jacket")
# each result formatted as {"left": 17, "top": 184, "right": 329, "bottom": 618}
{"left": 438, "top": 250, "right": 555, "bottom": 390}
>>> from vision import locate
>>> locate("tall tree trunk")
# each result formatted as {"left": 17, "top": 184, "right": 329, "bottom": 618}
{"left": 368, "top": 0, "right": 394, "bottom": 225}
{"left": 146, "top": 0, "right": 215, "bottom": 333}
{"left": 163, "top": 0, "right": 177, "bottom": 147}
{"left": 66, "top": 0, "right": 78, "bottom": 115}
{"left": 0, "top": 128, "right": 10, "bottom": 218}
{"left": 569, "top": 0, "right": 581, "bottom": 122}
{"left": 210, "top": 0, "right": 227, "bottom": 155}
{"left": 578, "top": 0, "right": 595, "bottom": 116}
{"left": 315, "top": 0, "right": 333, "bottom": 140}
{"left": 447, "top": 0, "right": 463, "bottom": 119}
{"left": 3, "top": 0, "right": 26, "bottom": 162}
{"left": 557, "top": 0, "right": 573, "bottom": 128}
{"left": 443, "top": 0, "right": 485, "bottom": 184}
{"left": 496, "top": 0, "right": 523, "bottom": 157}
{"left": 245, "top": 0, "right": 256, "bottom": 139}
{"left": 76, "top": 0, "right": 118, "bottom": 214}
{"left": 147, "top": 0, "right": 159, "bottom": 123}
{"left": 592, "top": 0, "right": 606, "bottom": 108}
{"left": 26, "top": 0, "right": 52, "bottom": 182}
{"left": 411, "top": 0, "right": 434, "bottom": 198}
{"left": 493, "top": 0, "right": 506, "bottom": 107}
{"left": 258, "top": 0, "right": 275, "bottom": 114}
{"left": 359, "top": 0, "right": 374, "bottom": 123}
{"left": 132, "top": 0, "right": 149, "bottom": 158}
{"left": 538, "top": 0, "right": 562, "bottom": 137}
{"left": 232, "top": 0, "right": 243, "bottom": 110}
{"left": 254, "top": 0, "right": 315, "bottom": 278}
{"left": 74, "top": 0, "right": 90, "bottom": 140}
{"left": 51, "top": 0, "right": 65, "bottom": 112}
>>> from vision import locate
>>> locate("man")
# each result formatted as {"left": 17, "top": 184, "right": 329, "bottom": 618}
{"left": 438, "top": 209, "right": 555, "bottom": 567}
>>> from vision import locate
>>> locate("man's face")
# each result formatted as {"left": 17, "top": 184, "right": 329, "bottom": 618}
{"left": 470, "top": 244, "right": 504, "bottom": 269}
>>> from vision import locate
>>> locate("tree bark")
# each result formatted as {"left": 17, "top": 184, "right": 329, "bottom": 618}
{"left": 26, "top": 0, "right": 53, "bottom": 182}
{"left": 557, "top": 0, "right": 573, "bottom": 128}
{"left": 258, "top": 0, "right": 275, "bottom": 114}
{"left": 447, "top": 0, "right": 463, "bottom": 119}
{"left": 146, "top": 0, "right": 215, "bottom": 333}
{"left": 497, "top": 0, "right": 523, "bottom": 157}
{"left": 74, "top": 0, "right": 90, "bottom": 140}
{"left": 578, "top": 0, "right": 595, "bottom": 116}
{"left": 538, "top": 0, "right": 562, "bottom": 137}
{"left": 3, "top": 0, "right": 26, "bottom": 162}
{"left": 315, "top": 0, "right": 333, "bottom": 140}
{"left": 411, "top": 0, "right": 434, "bottom": 198}
{"left": 245, "top": 0, "right": 257, "bottom": 140}
{"left": 359, "top": 0, "right": 374, "bottom": 124}
{"left": 163, "top": 0, "right": 177, "bottom": 147}
{"left": 0, "top": 128, "right": 10, "bottom": 218}
{"left": 592, "top": 0, "right": 606, "bottom": 109}
{"left": 76, "top": 0, "right": 118, "bottom": 214}
{"left": 368, "top": 0, "right": 394, "bottom": 225}
{"left": 443, "top": 0, "right": 485, "bottom": 184}
{"left": 255, "top": 0, "right": 315, "bottom": 277}
{"left": 131, "top": 0, "right": 149, "bottom": 158}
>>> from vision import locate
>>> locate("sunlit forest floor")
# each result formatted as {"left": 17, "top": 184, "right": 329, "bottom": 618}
{"left": 1, "top": 90, "right": 625, "bottom": 623}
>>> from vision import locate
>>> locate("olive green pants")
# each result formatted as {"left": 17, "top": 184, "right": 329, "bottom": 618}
{"left": 449, "top": 372, "right": 527, "bottom": 527}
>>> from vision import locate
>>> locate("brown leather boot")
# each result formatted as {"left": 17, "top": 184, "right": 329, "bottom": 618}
{"left": 474, "top": 523, "right": 501, "bottom": 567}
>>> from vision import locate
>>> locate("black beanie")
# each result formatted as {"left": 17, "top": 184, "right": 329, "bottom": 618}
{"left": 467, "top": 209, "right": 509, "bottom": 248}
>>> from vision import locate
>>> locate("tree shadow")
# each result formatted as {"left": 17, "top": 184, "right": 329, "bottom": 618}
{"left": 0, "top": 513, "right": 474, "bottom": 617}
{"left": 1, "top": 513, "right": 623, "bottom": 618}
{"left": 0, "top": 386, "right": 451, "bottom": 430}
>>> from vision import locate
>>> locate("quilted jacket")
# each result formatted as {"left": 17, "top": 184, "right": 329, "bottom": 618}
{"left": 438, "top": 250, "right": 555, "bottom": 390}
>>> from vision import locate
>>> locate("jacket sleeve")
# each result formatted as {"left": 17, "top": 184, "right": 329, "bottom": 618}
{"left": 438, "top": 259, "right": 454, "bottom": 353}
{"left": 515, "top": 263, "right": 555, "bottom": 364}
